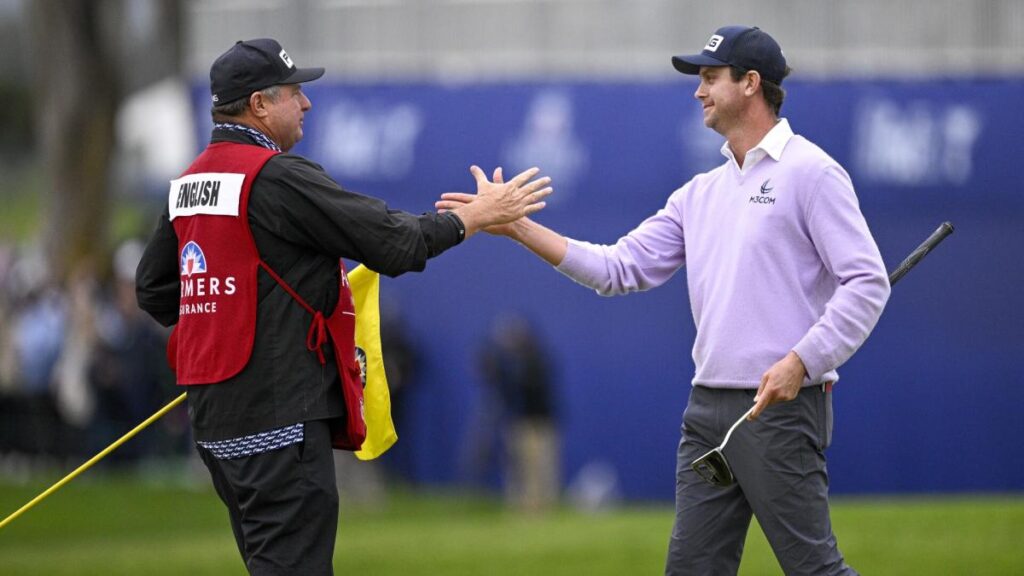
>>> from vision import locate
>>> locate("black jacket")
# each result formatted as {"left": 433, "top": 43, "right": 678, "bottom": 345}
{"left": 136, "top": 129, "right": 464, "bottom": 441}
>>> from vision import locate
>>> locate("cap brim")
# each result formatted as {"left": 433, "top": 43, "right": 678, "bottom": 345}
{"left": 672, "top": 54, "right": 729, "bottom": 75}
{"left": 282, "top": 66, "right": 325, "bottom": 85}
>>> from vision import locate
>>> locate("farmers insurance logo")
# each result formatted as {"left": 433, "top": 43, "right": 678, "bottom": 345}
{"left": 179, "top": 241, "right": 237, "bottom": 316}
{"left": 749, "top": 178, "right": 776, "bottom": 205}
{"left": 180, "top": 241, "right": 207, "bottom": 276}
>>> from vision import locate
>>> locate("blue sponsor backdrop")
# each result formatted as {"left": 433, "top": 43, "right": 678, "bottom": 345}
{"left": 193, "top": 78, "right": 1023, "bottom": 498}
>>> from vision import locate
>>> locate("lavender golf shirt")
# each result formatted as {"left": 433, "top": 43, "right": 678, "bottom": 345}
{"left": 557, "top": 119, "right": 890, "bottom": 389}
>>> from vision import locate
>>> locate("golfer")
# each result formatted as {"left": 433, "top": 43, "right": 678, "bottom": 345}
{"left": 136, "top": 38, "right": 550, "bottom": 575}
{"left": 438, "top": 25, "right": 889, "bottom": 575}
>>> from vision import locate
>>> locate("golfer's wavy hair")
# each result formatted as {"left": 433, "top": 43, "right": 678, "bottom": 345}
{"left": 730, "top": 65, "right": 792, "bottom": 117}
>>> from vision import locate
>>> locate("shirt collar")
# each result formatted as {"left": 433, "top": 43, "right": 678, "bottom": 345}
{"left": 212, "top": 122, "right": 282, "bottom": 152}
{"left": 720, "top": 118, "right": 794, "bottom": 173}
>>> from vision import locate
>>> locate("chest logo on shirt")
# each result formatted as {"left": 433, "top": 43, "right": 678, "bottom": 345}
{"left": 750, "top": 178, "right": 776, "bottom": 205}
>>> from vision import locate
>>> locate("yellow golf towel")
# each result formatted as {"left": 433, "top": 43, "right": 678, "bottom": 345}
{"left": 349, "top": 265, "right": 398, "bottom": 460}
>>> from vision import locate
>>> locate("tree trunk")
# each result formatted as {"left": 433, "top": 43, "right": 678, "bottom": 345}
{"left": 28, "top": 0, "right": 183, "bottom": 281}
{"left": 29, "top": 1, "right": 120, "bottom": 280}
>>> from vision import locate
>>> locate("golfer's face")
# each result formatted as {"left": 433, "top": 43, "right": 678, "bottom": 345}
{"left": 694, "top": 66, "right": 743, "bottom": 134}
{"left": 266, "top": 84, "right": 311, "bottom": 152}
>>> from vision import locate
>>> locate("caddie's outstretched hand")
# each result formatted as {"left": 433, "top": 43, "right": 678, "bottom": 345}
{"left": 438, "top": 167, "right": 524, "bottom": 236}
{"left": 446, "top": 165, "right": 552, "bottom": 239}
{"left": 473, "top": 165, "right": 551, "bottom": 219}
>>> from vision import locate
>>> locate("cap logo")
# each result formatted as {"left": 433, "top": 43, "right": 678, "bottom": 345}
{"left": 279, "top": 49, "right": 294, "bottom": 69}
{"left": 704, "top": 35, "right": 724, "bottom": 52}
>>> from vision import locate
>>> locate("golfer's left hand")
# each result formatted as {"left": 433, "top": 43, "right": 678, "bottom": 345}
{"left": 749, "top": 351, "right": 807, "bottom": 420}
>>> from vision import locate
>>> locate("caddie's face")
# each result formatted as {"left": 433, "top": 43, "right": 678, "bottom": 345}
{"left": 694, "top": 66, "right": 745, "bottom": 134}
{"left": 264, "top": 84, "right": 312, "bottom": 152}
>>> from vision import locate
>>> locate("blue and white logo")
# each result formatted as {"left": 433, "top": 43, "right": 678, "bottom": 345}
{"left": 355, "top": 346, "right": 367, "bottom": 388}
{"left": 180, "top": 241, "right": 208, "bottom": 277}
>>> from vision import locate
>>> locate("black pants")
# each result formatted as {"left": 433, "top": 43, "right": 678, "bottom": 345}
{"left": 197, "top": 419, "right": 339, "bottom": 576}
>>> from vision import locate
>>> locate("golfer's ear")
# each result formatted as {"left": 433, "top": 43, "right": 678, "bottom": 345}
{"left": 745, "top": 70, "right": 761, "bottom": 96}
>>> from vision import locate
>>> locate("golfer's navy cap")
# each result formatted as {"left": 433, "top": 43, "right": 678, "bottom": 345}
{"left": 210, "top": 38, "right": 324, "bottom": 105}
{"left": 672, "top": 26, "right": 787, "bottom": 85}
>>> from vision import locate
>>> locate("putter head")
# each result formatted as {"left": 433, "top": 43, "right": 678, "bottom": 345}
{"left": 691, "top": 448, "right": 735, "bottom": 487}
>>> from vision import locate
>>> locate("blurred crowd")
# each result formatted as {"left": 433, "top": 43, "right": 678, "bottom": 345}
{"left": 0, "top": 239, "right": 189, "bottom": 478}
{"left": 0, "top": 236, "right": 567, "bottom": 509}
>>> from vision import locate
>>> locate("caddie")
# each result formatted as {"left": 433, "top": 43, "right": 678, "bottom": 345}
{"left": 136, "top": 38, "right": 551, "bottom": 575}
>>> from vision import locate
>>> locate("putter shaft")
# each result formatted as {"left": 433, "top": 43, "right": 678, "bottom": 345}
{"left": 718, "top": 406, "right": 754, "bottom": 450}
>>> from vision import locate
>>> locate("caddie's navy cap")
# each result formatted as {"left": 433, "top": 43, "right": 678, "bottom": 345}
{"left": 672, "top": 26, "right": 787, "bottom": 85}
{"left": 210, "top": 38, "right": 324, "bottom": 105}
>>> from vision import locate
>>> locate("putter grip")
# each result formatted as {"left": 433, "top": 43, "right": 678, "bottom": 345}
{"left": 888, "top": 222, "right": 954, "bottom": 286}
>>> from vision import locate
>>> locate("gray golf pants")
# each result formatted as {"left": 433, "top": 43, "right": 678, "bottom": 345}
{"left": 665, "top": 384, "right": 857, "bottom": 576}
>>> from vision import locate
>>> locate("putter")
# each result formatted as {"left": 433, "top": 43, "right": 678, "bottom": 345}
{"left": 690, "top": 222, "right": 955, "bottom": 488}
{"left": 691, "top": 406, "right": 754, "bottom": 487}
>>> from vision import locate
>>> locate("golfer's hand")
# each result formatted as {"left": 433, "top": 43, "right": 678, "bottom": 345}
{"left": 441, "top": 166, "right": 551, "bottom": 238}
{"left": 749, "top": 351, "right": 807, "bottom": 420}
{"left": 437, "top": 168, "right": 528, "bottom": 237}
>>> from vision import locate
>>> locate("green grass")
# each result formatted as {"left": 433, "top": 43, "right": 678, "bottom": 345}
{"left": 1, "top": 476, "right": 1022, "bottom": 575}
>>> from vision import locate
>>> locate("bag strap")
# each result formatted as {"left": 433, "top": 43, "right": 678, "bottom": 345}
{"left": 258, "top": 260, "right": 327, "bottom": 364}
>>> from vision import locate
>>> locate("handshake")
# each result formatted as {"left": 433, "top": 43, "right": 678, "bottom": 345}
{"left": 437, "top": 166, "right": 552, "bottom": 240}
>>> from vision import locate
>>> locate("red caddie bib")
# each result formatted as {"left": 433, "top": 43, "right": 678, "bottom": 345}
{"left": 168, "top": 142, "right": 272, "bottom": 384}
{"left": 167, "top": 141, "right": 366, "bottom": 449}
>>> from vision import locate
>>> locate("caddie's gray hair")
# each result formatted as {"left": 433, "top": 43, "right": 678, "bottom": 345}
{"left": 211, "top": 85, "right": 283, "bottom": 121}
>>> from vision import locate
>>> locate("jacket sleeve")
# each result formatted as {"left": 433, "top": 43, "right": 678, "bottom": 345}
{"left": 136, "top": 210, "right": 181, "bottom": 327}
{"left": 250, "top": 155, "right": 464, "bottom": 277}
